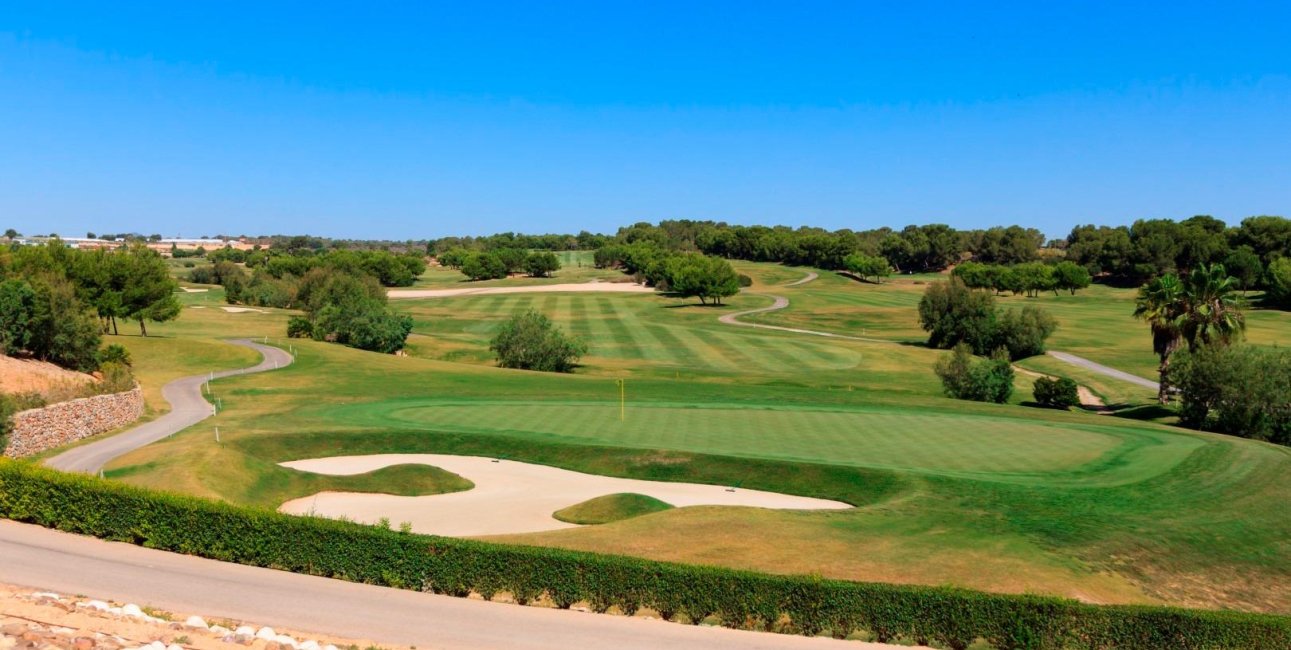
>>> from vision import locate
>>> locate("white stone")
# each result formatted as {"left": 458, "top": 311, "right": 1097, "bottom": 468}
{"left": 183, "top": 616, "right": 208, "bottom": 630}
{"left": 254, "top": 627, "right": 277, "bottom": 641}
{"left": 233, "top": 627, "right": 256, "bottom": 638}
{"left": 82, "top": 600, "right": 111, "bottom": 611}
{"left": 108, "top": 607, "right": 123, "bottom": 616}
{"left": 121, "top": 604, "right": 145, "bottom": 618}
{"left": 322, "top": 645, "right": 338, "bottom": 650}
{"left": 210, "top": 625, "right": 231, "bottom": 636}
{"left": 273, "top": 635, "right": 298, "bottom": 648}
{"left": 298, "top": 641, "right": 319, "bottom": 650}
{"left": 32, "top": 592, "right": 61, "bottom": 600}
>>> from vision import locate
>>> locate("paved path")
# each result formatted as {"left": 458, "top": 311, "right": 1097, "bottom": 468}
{"left": 0, "top": 521, "right": 898, "bottom": 650}
{"left": 1047, "top": 351, "right": 1159, "bottom": 391}
{"left": 719, "top": 272, "right": 890, "bottom": 343}
{"left": 44, "top": 339, "right": 293, "bottom": 474}
{"left": 784, "top": 271, "right": 819, "bottom": 286}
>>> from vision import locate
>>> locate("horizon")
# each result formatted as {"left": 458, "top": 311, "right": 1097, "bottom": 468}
{"left": 3, "top": 2, "right": 1289, "bottom": 240}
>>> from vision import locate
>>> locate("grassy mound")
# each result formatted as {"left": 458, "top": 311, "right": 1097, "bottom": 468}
{"left": 553, "top": 493, "right": 674, "bottom": 525}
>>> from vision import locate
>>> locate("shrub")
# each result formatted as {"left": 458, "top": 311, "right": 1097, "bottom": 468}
{"left": 96, "top": 362, "right": 136, "bottom": 394}
{"left": 490, "top": 309, "right": 586, "bottom": 373}
{"left": 0, "top": 460, "right": 1286, "bottom": 648}
{"left": 1170, "top": 344, "right": 1291, "bottom": 445}
{"left": 995, "top": 306, "right": 1057, "bottom": 360}
{"left": 97, "top": 344, "right": 132, "bottom": 368}
{"left": 461, "top": 252, "right": 508, "bottom": 281}
{"left": 662, "top": 254, "right": 741, "bottom": 305}
{"left": 523, "top": 252, "right": 560, "bottom": 278}
{"left": 918, "top": 278, "right": 998, "bottom": 354}
{"left": 1033, "top": 377, "right": 1080, "bottom": 409}
{"left": 286, "top": 316, "right": 313, "bottom": 339}
{"left": 935, "top": 344, "right": 1014, "bottom": 404}
{"left": 737, "top": 273, "right": 753, "bottom": 288}
{"left": 1266, "top": 257, "right": 1291, "bottom": 309}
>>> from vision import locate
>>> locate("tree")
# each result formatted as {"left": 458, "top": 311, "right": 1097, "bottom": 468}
{"left": 844, "top": 253, "right": 892, "bottom": 283}
{"left": 299, "top": 270, "right": 412, "bottom": 354}
{"left": 0, "top": 279, "right": 36, "bottom": 355}
{"left": 918, "top": 278, "right": 998, "bottom": 354}
{"left": 1222, "top": 246, "right": 1263, "bottom": 293}
{"left": 1033, "top": 377, "right": 1080, "bottom": 409}
{"left": 662, "top": 254, "right": 740, "bottom": 305}
{"left": 461, "top": 252, "right": 508, "bottom": 281}
{"left": 26, "top": 275, "right": 102, "bottom": 371}
{"left": 119, "top": 246, "right": 180, "bottom": 336}
{"left": 1178, "top": 263, "right": 1245, "bottom": 352}
{"left": 490, "top": 309, "right": 586, "bottom": 372}
{"left": 995, "top": 306, "right": 1057, "bottom": 360}
{"left": 1264, "top": 258, "right": 1291, "bottom": 308}
{"left": 1012, "top": 262, "right": 1055, "bottom": 297}
{"left": 524, "top": 252, "right": 561, "bottom": 278}
{"left": 935, "top": 343, "right": 1013, "bottom": 404}
{"left": 1171, "top": 344, "right": 1291, "bottom": 446}
{"left": 3, "top": 229, "right": 17, "bottom": 240}
{"left": 1051, "top": 261, "right": 1091, "bottom": 294}
{"left": 1133, "top": 274, "right": 1186, "bottom": 404}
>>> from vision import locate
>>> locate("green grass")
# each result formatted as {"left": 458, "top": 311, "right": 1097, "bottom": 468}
{"left": 553, "top": 493, "right": 674, "bottom": 525}
{"left": 414, "top": 251, "right": 623, "bottom": 287}
{"left": 93, "top": 269, "right": 1291, "bottom": 614}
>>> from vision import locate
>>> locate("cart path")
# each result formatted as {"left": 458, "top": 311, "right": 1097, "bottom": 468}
{"left": 44, "top": 339, "right": 293, "bottom": 474}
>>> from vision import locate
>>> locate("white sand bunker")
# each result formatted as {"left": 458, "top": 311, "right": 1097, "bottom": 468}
{"left": 388, "top": 282, "right": 652, "bottom": 299}
{"left": 221, "top": 306, "right": 265, "bottom": 313}
{"left": 280, "top": 454, "right": 851, "bottom": 536}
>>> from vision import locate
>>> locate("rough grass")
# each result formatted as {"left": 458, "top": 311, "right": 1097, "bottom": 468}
{"left": 552, "top": 492, "right": 674, "bottom": 525}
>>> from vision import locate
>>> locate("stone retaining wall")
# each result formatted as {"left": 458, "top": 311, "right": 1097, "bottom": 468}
{"left": 3, "top": 386, "right": 144, "bottom": 458}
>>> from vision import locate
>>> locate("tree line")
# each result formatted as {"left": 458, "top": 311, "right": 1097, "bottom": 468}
{"left": 592, "top": 243, "right": 742, "bottom": 305}
{"left": 437, "top": 248, "right": 561, "bottom": 280}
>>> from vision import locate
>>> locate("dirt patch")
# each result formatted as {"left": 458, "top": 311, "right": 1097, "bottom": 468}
{"left": 0, "top": 356, "right": 96, "bottom": 400}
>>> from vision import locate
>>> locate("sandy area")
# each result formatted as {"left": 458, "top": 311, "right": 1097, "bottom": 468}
{"left": 178, "top": 287, "right": 209, "bottom": 293}
{"left": 219, "top": 307, "right": 264, "bottom": 313}
{"left": 280, "top": 454, "right": 850, "bottom": 536}
{"left": 0, "top": 355, "right": 96, "bottom": 397}
{"left": 0, "top": 583, "right": 401, "bottom": 650}
{"left": 388, "top": 282, "right": 652, "bottom": 299}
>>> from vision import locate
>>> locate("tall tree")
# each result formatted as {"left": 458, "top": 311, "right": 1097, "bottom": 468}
{"left": 1179, "top": 263, "right": 1246, "bottom": 352}
{"left": 120, "top": 245, "right": 180, "bottom": 336}
{"left": 1133, "top": 274, "right": 1185, "bottom": 404}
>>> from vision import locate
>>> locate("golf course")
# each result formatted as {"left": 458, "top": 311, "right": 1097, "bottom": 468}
{"left": 90, "top": 256, "right": 1291, "bottom": 618}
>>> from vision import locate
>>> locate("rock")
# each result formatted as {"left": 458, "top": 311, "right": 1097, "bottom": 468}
{"left": 254, "top": 628, "right": 276, "bottom": 642}
{"left": 322, "top": 645, "right": 337, "bottom": 650}
{"left": 264, "top": 643, "right": 281, "bottom": 650}
{"left": 73, "top": 638, "right": 95, "bottom": 650}
{"left": 298, "top": 641, "right": 319, "bottom": 650}
{"left": 107, "top": 608, "right": 123, "bottom": 617}
{"left": 0, "top": 624, "right": 28, "bottom": 637}
{"left": 273, "top": 635, "right": 297, "bottom": 648}
{"left": 31, "top": 592, "right": 61, "bottom": 601}
{"left": 0, "top": 637, "right": 15, "bottom": 650}
{"left": 82, "top": 601, "right": 111, "bottom": 612}
{"left": 231, "top": 628, "right": 254, "bottom": 638}
{"left": 182, "top": 617, "right": 207, "bottom": 631}
{"left": 208, "top": 626, "right": 230, "bottom": 636}
{"left": 121, "top": 605, "right": 145, "bottom": 619}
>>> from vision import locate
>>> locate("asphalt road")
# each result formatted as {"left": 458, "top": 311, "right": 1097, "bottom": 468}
{"left": 1046, "top": 351, "right": 1160, "bottom": 390}
{"left": 0, "top": 521, "right": 895, "bottom": 650}
{"left": 44, "top": 339, "right": 293, "bottom": 474}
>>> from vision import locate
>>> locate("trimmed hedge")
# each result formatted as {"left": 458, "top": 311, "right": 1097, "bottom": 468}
{"left": 1, "top": 460, "right": 1288, "bottom": 649}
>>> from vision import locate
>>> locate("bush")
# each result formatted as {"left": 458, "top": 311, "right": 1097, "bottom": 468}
{"left": 935, "top": 344, "right": 1014, "bottom": 404}
{"left": 490, "top": 310, "right": 586, "bottom": 373}
{"left": 286, "top": 316, "right": 313, "bottom": 339}
{"left": 995, "top": 306, "right": 1057, "bottom": 360}
{"left": 96, "top": 361, "right": 135, "bottom": 394}
{"left": 461, "top": 252, "right": 508, "bottom": 281}
{"left": 1266, "top": 257, "right": 1291, "bottom": 309}
{"left": 0, "top": 460, "right": 1286, "bottom": 648}
{"left": 918, "top": 278, "right": 998, "bottom": 354}
{"left": 97, "top": 344, "right": 132, "bottom": 368}
{"left": 524, "top": 252, "right": 560, "bottom": 278}
{"left": 1170, "top": 344, "right": 1291, "bottom": 445}
{"left": 1033, "top": 377, "right": 1080, "bottom": 409}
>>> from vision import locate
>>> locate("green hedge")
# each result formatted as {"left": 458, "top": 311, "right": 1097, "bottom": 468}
{"left": 1, "top": 460, "right": 1287, "bottom": 649}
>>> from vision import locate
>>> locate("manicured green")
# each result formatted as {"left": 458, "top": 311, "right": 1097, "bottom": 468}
{"left": 5, "top": 460, "right": 1288, "bottom": 650}
{"left": 553, "top": 493, "right": 674, "bottom": 525}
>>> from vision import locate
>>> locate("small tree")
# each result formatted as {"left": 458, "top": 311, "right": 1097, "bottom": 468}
{"left": 994, "top": 305, "right": 1057, "bottom": 360}
{"left": 1171, "top": 344, "right": 1291, "bottom": 445}
{"left": 844, "top": 253, "right": 892, "bottom": 283}
{"left": 524, "top": 252, "right": 561, "bottom": 278}
{"left": 934, "top": 343, "right": 1014, "bottom": 404}
{"left": 918, "top": 278, "right": 997, "bottom": 354}
{"left": 3, "top": 229, "right": 18, "bottom": 240}
{"left": 663, "top": 254, "right": 740, "bottom": 305}
{"left": 1222, "top": 246, "right": 1263, "bottom": 293}
{"left": 1033, "top": 377, "right": 1080, "bottom": 409}
{"left": 490, "top": 309, "right": 586, "bottom": 373}
{"left": 120, "top": 245, "right": 180, "bottom": 336}
{"left": 1265, "top": 257, "right": 1291, "bottom": 308}
{"left": 1052, "top": 261, "right": 1091, "bottom": 295}
{"left": 461, "top": 252, "right": 508, "bottom": 281}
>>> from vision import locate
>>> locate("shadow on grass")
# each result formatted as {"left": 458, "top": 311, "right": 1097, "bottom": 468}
{"left": 1109, "top": 404, "right": 1176, "bottom": 421}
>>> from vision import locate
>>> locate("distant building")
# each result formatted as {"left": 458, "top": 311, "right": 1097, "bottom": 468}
{"left": 15, "top": 236, "right": 266, "bottom": 256}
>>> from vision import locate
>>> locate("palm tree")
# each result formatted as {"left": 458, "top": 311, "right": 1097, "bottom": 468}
{"left": 1180, "top": 263, "right": 1246, "bottom": 352}
{"left": 1134, "top": 274, "right": 1185, "bottom": 404}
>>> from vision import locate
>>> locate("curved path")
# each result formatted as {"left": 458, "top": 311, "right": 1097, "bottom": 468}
{"left": 45, "top": 339, "right": 292, "bottom": 474}
{"left": 719, "top": 271, "right": 890, "bottom": 343}
{"left": 0, "top": 521, "right": 894, "bottom": 650}
{"left": 1047, "top": 351, "right": 1159, "bottom": 391}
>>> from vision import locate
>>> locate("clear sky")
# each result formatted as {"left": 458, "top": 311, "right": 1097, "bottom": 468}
{"left": 2, "top": 2, "right": 1289, "bottom": 240}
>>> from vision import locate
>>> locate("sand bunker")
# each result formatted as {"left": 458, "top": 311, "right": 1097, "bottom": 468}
{"left": 388, "top": 282, "right": 652, "bottom": 299}
{"left": 220, "top": 306, "right": 265, "bottom": 313}
{"left": 280, "top": 454, "right": 850, "bottom": 536}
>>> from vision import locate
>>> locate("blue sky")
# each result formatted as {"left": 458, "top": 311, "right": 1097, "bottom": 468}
{"left": 2, "top": 2, "right": 1289, "bottom": 240}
